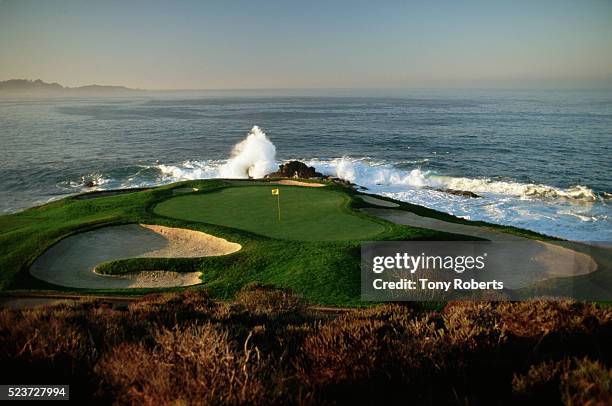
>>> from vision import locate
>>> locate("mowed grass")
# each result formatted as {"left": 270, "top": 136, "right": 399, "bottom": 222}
{"left": 0, "top": 180, "right": 452, "bottom": 305}
{"left": 154, "top": 186, "right": 386, "bottom": 241}
{"left": 0, "top": 180, "right": 508, "bottom": 305}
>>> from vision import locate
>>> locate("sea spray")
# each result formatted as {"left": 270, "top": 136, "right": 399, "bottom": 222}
{"left": 56, "top": 141, "right": 607, "bottom": 241}
{"left": 219, "top": 126, "right": 277, "bottom": 178}
{"left": 309, "top": 157, "right": 598, "bottom": 202}
{"left": 158, "top": 160, "right": 223, "bottom": 180}
{"left": 156, "top": 126, "right": 277, "bottom": 180}
{"left": 335, "top": 158, "right": 357, "bottom": 183}
{"left": 301, "top": 157, "right": 608, "bottom": 241}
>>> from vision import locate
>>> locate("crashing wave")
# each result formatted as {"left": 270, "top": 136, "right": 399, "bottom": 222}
{"left": 307, "top": 157, "right": 599, "bottom": 202}
{"left": 219, "top": 126, "right": 277, "bottom": 178}
{"left": 55, "top": 127, "right": 608, "bottom": 242}
{"left": 157, "top": 160, "right": 222, "bottom": 180}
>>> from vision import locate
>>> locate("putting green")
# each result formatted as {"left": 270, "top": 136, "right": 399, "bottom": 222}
{"left": 154, "top": 185, "right": 386, "bottom": 241}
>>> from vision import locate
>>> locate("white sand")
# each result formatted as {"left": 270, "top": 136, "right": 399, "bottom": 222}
{"left": 30, "top": 224, "right": 241, "bottom": 289}
{"left": 274, "top": 180, "right": 326, "bottom": 187}
{"left": 357, "top": 195, "right": 400, "bottom": 208}
{"left": 362, "top": 208, "right": 597, "bottom": 289}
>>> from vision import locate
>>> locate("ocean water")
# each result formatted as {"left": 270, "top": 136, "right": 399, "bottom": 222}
{"left": 0, "top": 89, "right": 610, "bottom": 242}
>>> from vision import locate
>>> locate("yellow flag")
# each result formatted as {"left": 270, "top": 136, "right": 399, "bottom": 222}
{"left": 271, "top": 188, "right": 279, "bottom": 196}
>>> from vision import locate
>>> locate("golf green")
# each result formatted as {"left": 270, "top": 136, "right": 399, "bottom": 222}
{"left": 154, "top": 185, "right": 386, "bottom": 241}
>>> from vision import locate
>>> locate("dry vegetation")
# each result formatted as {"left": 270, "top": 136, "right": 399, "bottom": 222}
{"left": 1, "top": 286, "right": 610, "bottom": 405}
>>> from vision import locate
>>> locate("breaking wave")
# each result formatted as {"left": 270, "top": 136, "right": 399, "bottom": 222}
{"left": 157, "top": 160, "right": 222, "bottom": 180}
{"left": 219, "top": 126, "right": 277, "bottom": 178}
{"left": 306, "top": 157, "right": 600, "bottom": 202}
{"left": 158, "top": 126, "right": 277, "bottom": 180}
{"left": 66, "top": 156, "right": 600, "bottom": 203}
{"left": 56, "top": 127, "right": 609, "bottom": 241}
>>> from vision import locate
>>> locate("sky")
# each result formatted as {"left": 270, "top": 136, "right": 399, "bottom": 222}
{"left": 0, "top": 0, "right": 611, "bottom": 90}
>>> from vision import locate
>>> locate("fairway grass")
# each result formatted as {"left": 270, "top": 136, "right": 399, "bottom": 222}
{"left": 154, "top": 185, "right": 387, "bottom": 241}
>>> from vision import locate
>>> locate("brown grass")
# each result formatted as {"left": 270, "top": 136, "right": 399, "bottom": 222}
{"left": 513, "top": 357, "right": 612, "bottom": 405}
{"left": 0, "top": 287, "right": 610, "bottom": 405}
{"left": 96, "top": 324, "right": 269, "bottom": 405}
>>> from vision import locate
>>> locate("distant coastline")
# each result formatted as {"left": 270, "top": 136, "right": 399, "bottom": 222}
{"left": 0, "top": 79, "right": 143, "bottom": 96}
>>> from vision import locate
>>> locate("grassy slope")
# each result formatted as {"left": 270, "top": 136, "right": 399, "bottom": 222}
{"left": 0, "top": 180, "right": 476, "bottom": 305}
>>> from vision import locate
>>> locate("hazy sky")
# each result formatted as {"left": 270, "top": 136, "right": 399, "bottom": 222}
{"left": 1, "top": 0, "right": 611, "bottom": 89}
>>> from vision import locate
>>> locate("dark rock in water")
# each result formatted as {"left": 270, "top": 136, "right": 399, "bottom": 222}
{"left": 80, "top": 174, "right": 99, "bottom": 188}
{"left": 436, "top": 188, "right": 481, "bottom": 198}
{"left": 322, "top": 176, "right": 353, "bottom": 186}
{"left": 331, "top": 177, "right": 353, "bottom": 186}
{"left": 267, "top": 160, "right": 324, "bottom": 179}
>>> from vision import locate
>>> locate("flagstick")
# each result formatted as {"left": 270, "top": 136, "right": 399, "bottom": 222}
{"left": 277, "top": 193, "right": 281, "bottom": 221}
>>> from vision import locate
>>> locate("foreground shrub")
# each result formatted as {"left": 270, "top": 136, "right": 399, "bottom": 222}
{"left": 96, "top": 323, "right": 269, "bottom": 405}
{"left": 498, "top": 300, "right": 611, "bottom": 337}
{"left": 234, "top": 283, "right": 306, "bottom": 317}
{"left": 0, "top": 291, "right": 610, "bottom": 405}
{"left": 513, "top": 357, "right": 612, "bottom": 405}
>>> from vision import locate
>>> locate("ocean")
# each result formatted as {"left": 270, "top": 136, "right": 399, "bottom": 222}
{"left": 0, "top": 89, "right": 610, "bottom": 242}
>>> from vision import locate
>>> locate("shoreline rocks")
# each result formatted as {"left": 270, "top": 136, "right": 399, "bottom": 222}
{"left": 266, "top": 161, "right": 324, "bottom": 179}
{"left": 435, "top": 188, "right": 481, "bottom": 198}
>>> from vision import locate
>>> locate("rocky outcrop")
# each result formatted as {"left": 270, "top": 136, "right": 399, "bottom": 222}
{"left": 327, "top": 177, "right": 353, "bottom": 186}
{"left": 436, "top": 188, "right": 481, "bottom": 198}
{"left": 266, "top": 161, "right": 324, "bottom": 179}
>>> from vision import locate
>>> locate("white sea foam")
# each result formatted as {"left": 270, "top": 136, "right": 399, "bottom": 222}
{"left": 154, "top": 126, "right": 277, "bottom": 181}
{"left": 60, "top": 130, "right": 609, "bottom": 242}
{"left": 219, "top": 126, "right": 277, "bottom": 178}
{"left": 302, "top": 157, "right": 609, "bottom": 241}
{"left": 154, "top": 126, "right": 278, "bottom": 181}
{"left": 306, "top": 157, "right": 598, "bottom": 202}
{"left": 57, "top": 171, "right": 111, "bottom": 190}
{"left": 157, "top": 160, "right": 223, "bottom": 180}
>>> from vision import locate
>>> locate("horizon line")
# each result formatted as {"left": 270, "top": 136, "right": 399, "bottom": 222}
{"left": 2, "top": 77, "right": 612, "bottom": 93}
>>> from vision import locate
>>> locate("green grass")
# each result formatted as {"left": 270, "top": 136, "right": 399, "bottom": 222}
{"left": 3, "top": 179, "right": 598, "bottom": 306}
{"left": 0, "top": 179, "right": 471, "bottom": 305}
{"left": 153, "top": 185, "right": 386, "bottom": 241}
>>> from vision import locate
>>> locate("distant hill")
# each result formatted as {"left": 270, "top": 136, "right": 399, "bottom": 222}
{"left": 0, "top": 79, "right": 143, "bottom": 96}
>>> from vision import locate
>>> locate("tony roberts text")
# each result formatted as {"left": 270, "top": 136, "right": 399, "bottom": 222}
{"left": 373, "top": 278, "right": 504, "bottom": 292}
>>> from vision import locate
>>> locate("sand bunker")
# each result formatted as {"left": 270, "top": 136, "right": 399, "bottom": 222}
{"left": 363, "top": 208, "right": 598, "bottom": 289}
{"left": 30, "top": 224, "right": 241, "bottom": 289}
{"left": 357, "top": 195, "right": 400, "bottom": 208}
{"left": 275, "top": 180, "right": 326, "bottom": 187}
